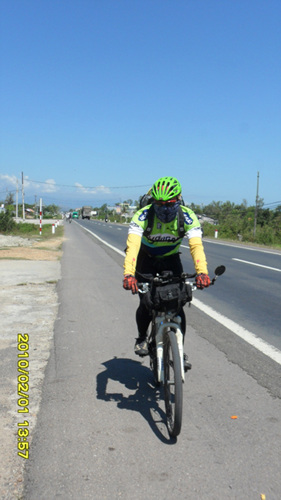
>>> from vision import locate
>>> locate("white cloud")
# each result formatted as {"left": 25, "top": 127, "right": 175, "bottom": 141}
{"left": 96, "top": 185, "right": 111, "bottom": 194}
{"left": 74, "top": 182, "right": 89, "bottom": 193}
{"left": 0, "top": 174, "right": 58, "bottom": 194}
{"left": 0, "top": 174, "right": 19, "bottom": 186}
{"left": 0, "top": 174, "right": 34, "bottom": 189}
{"left": 75, "top": 182, "right": 111, "bottom": 195}
{"left": 22, "top": 176, "right": 33, "bottom": 189}
{"left": 42, "top": 179, "right": 57, "bottom": 193}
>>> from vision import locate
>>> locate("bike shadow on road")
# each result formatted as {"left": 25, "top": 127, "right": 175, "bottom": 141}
{"left": 96, "top": 357, "right": 176, "bottom": 444}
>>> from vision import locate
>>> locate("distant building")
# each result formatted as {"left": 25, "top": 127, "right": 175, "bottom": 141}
{"left": 200, "top": 215, "right": 217, "bottom": 225}
{"left": 108, "top": 204, "right": 137, "bottom": 218}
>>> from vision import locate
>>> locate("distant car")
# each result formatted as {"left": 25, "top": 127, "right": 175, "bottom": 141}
{"left": 72, "top": 211, "right": 79, "bottom": 219}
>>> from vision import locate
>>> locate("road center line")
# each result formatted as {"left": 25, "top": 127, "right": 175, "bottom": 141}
{"left": 78, "top": 223, "right": 281, "bottom": 365}
{"left": 232, "top": 258, "right": 281, "bottom": 272}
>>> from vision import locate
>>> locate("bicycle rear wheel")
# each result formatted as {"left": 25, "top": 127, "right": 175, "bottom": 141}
{"left": 163, "top": 330, "right": 183, "bottom": 437}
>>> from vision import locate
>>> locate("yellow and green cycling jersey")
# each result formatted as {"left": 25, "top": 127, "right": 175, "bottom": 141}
{"left": 124, "top": 204, "right": 208, "bottom": 276}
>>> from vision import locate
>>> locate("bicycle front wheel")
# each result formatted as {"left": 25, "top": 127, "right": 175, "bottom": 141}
{"left": 163, "top": 330, "right": 183, "bottom": 437}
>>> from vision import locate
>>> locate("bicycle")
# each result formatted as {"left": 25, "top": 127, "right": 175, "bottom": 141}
{"left": 137, "top": 265, "right": 225, "bottom": 438}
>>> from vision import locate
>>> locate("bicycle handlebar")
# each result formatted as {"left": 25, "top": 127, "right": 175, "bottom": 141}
{"left": 137, "top": 265, "right": 225, "bottom": 294}
{"left": 138, "top": 275, "right": 197, "bottom": 294}
{"left": 138, "top": 282, "right": 197, "bottom": 294}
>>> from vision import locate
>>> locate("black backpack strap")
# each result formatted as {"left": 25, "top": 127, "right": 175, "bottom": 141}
{"left": 143, "top": 204, "right": 185, "bottom": 238}
{"left": 177, "top": 206, "right": 185, "bottom": 238}
{"left": 143, "top": 205, "right": 154, "bottom": 237}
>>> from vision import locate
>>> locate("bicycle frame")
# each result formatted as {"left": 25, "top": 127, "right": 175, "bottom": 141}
{"left": 137, "top": 266, "right": 225, "bottom": 438}
{"left": 152, "top": 312, "right": 185, "bottom": 384}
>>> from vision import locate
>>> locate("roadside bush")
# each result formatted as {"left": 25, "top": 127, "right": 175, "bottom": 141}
{"left": 254, "top": 226, "right": 276, "bottom": 245}
{"left": 201, "top": 223, "right": 216, "bottom": 237}
{"left": 0, "top": 210, "right": 16, "bottom": 233}
{"left": 202, "top": 220, "right": 281, "bottom": 247}
{"left": 14, "top": 223, "right": 38, "bottom": 234}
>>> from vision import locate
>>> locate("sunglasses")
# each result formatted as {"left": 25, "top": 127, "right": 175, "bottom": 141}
{"left": 154, "top": 198, "right": 178, "bottom": 206}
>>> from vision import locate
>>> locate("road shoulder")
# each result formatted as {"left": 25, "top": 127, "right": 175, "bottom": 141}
{"left": 0, "top": 236, "right": 61, "bottom": 499}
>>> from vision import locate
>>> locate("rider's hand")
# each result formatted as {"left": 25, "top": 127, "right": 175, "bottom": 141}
{"left": 196, "top": 273, "right": 211, "bottom": 289}
{"left": 123, "top": 274, "right": 138, "bottom": 294}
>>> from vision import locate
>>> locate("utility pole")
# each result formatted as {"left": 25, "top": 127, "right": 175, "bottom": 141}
{"left": 253, "top": 171, "right": 260, "bottom": 238}
{"left": 22, "top": 171, "right": 25, "bottom": 221}
{"left": 16, "top": 178, "right": 19, "bottom": 218}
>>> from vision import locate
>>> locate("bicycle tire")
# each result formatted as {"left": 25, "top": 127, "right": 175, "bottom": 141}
{"left": 163, "top": 329, "right": 183, "bottom": 437}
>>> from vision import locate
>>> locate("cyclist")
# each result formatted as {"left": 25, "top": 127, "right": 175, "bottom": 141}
{"left": 123, "top": 176, "right": 210, "bottom": 359}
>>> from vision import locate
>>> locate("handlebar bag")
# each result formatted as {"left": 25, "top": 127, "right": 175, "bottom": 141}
{"left": 144, "top": 282, "right": 192, "bottom": 313}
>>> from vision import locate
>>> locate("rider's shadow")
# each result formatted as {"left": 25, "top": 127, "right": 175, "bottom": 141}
{"left": 96, "top": 357, "right": 176, "bottom": 443}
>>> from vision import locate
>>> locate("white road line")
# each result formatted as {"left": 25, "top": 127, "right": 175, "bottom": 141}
{"left": 80, "top": 225, "right": 125, "bottom": 256}
{"left": 203, "top": 239, "right": 281, "bottom": 256}
{"left": 78, "top": 223, "right": 281, "bottom": 365}
{"left": 233, "top": 258, "right": 281, "bottom": 272}
{"left": 183, "top": 241, "right": 281, "bottom": 257}
{"left": 192, "top": 298, "right": 281, "bottom": 365}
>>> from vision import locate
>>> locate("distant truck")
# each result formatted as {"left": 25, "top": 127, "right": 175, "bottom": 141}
{"left": 81, "top": 206, "right": 92, "bottom": 220}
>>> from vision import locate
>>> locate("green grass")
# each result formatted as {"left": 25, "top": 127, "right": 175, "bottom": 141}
{"left": 3, "top": 223, "right": 64, "bottom": 240}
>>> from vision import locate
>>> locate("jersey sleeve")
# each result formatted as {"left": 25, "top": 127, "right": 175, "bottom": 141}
{"left": 189, "top": 237, "right": 209, "bottom": 274}
{"left": 123, "top": 207, "right": 148, "bottom": 276}
{"left": 123, "top": 232, "right": 142, "bottom": 276}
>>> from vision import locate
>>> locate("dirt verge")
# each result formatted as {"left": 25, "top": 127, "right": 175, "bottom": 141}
{"left": 0, "top": 235, "right": 64, "bottom": 261}
{"left": 0, "top": 234, "right": 62, "bottom": 499}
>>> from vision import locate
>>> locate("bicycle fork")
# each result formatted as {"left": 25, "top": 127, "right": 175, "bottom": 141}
{"left": 154, "top": 315, "right": 185, "bottom": 384}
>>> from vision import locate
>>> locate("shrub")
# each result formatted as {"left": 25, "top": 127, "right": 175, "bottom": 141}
{"left": 0, "top": 210, "right": 16, "bottom": 233}
{"left": 15, "top": 223, "right": 38, "bottom": 234}
{"left": 254, "top": 226, "right": 276, "bottom": 245}
{"left": 201, "top": 223, "right": 218, "bottom": 237}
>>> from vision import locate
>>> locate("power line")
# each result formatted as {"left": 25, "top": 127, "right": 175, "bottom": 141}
{"left": 28, "top": 179, "right": 151, "bottom": 190}
{"left": 263, "top": 201, "right": 281, "bottom": 207}
{"left": 0, "top": 189, "right": 17, "bottom": 194}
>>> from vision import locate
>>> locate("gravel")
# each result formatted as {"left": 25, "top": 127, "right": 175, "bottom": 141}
{"left": 0, "top": 235, "right": 61, "bottom": 499}
{"left": 0, "top": 235, "right": 34, "bottom": 248}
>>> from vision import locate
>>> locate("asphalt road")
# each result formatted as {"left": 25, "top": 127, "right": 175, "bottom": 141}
{"left": 78, "top": 219, "right": 281, "bottom": 351}
{"left": 23, "top": 221, "right": 281, "bottom": 499}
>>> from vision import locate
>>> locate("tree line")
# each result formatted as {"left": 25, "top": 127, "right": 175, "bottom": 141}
{"left": 1, "top": 191, "right": 280, "bottom": 247}
{"left": 95, "top": 197, "right": 281, "bottom": 246}
{"left": 189, "top": 200, "right": 281, "bottom": 246}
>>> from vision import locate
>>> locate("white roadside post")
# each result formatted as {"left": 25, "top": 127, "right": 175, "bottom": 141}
{"left": 39, "top": 198, "right": 42, "bottom": 236}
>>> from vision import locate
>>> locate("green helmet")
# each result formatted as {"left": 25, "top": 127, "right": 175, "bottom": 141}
{"left": 151, "top": 176, "right": 181, "bottom": 201}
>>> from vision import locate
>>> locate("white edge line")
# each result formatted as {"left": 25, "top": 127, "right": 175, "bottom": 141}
{"left": 232, "top": 258, "right": 281, "bottom": 272}
{"left": 192, "top": 297, "right": 281, "bottom": 365}
{"left": 79, "top": 224, "right": 125, "bottom": 256}
{"left": 182, "top": 242, "right": 281, "bottom": 258}
{"left": 202, "top": 239, "right": 281, "bottom": 256}
{"left": 78, "top": 223, "right": 281, "bottom": 365}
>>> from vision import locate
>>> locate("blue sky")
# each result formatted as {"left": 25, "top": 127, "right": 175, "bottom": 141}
{"left": 0, "top": 0, "right": 280, "bottom": 210}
